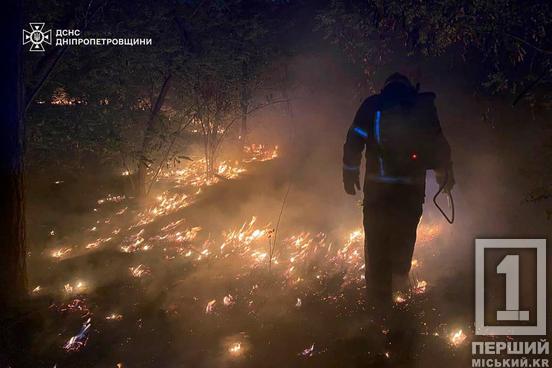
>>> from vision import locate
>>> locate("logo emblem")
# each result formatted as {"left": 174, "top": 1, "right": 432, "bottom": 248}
{"left": 475, "top": 239, "right": 546, "bottom": 335}
{"left": 22, "top": 23, "right": 52, "bottom": 52}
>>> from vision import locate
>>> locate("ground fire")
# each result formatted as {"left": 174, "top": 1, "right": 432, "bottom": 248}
{"left": 3, "top": 1, "right": 551, "bottom": 367}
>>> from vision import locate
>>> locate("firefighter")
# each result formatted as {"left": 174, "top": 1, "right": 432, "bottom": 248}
{"left": 342, "top": 73, "right": 454, "bottom": 310}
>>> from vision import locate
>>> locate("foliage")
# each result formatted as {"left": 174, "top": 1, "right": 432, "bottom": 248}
{"left": 317, "top": 0, "right": 552, "bottom": 100}
{"left": 24, "top": 0, "right": 291, "bottom": 182}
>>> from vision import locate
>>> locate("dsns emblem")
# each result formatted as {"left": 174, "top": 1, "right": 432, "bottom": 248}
{"left": 22, "top": 23, "right": 52, "bottom": 52}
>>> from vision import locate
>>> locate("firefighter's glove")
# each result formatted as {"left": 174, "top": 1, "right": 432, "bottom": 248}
{"left": 343, "top": 167, "right": 361, "bottom": 195}
{"left": 435, "top": 166, "right": 455, "bottom": 193}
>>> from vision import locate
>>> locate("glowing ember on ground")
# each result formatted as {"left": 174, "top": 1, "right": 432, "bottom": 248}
{"left": 105, "top": 313, "right": 124, "bottom": 321}
{"left": 97, "top": 194, "right": 125, "bottom": 204}
{"left": 228, "top": 342, "right": 242, "bottom": 355}
{"left": 160, "top": 159, "right": 248, "bottom": 188}
{"left": 51, "top": 247, "right": 72, "bottom": 259}
{"left": 217, "top": 161, "right": 246, "bottom": 179}
{"left": 64, "top": 281, "right": 88, "bottom": 294}
{"left": 131, "top": 192, "right": 196, "bottom": 229}
{"left": 54, "top": 298, "right": 90, "bottom": 316}
{"left": 412, "top": 280, "right": 428, "bottom": 294}
{"left": 223, "top": 295, "right": 235, "bottom": 306}
{"left": 300, "top": 344, "right": 315, "bottom": 357}
{"left": 345, "top": 229, "right": 363, "bottom": 244}
{"left": 85, "top": 236, "right": 112, "bottom": 250}
{"left": 120, "top": 229, "right": 147, "bottom": 253}
{"left": 449, "top": 329, "right": 467, "bottom": 347}
{"left": 242, "top": 144, "right": 279, "bottom": 162}
{"left": 33, "top": 143, "right": 464, "bottom": 363}
{"left": 221, "top": 217, "right": 271, "bottom": 249}
{"left": 129, "top": 264, "right": 151, "bottom": 278}
{"left": 63, "top": 318, "right": 91, "bottom": 352}
{"left": 205, "top": 299, "right": 216, "bottom": 314}
{"left": 394, "top": 293, "right": 407, "bottom": 304}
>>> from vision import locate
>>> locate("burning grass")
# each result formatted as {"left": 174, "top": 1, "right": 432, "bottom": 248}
{"left": 29, "top": 144, "right": 470, "bottom": 366}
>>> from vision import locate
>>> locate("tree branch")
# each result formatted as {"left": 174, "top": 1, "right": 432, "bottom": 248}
{"left": 504, "top": 32, "right": 552, "bottom": 55}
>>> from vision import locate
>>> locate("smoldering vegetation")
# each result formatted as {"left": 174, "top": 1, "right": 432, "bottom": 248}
{"left": 22, "top": 47, "right": 552, "bottom": 368}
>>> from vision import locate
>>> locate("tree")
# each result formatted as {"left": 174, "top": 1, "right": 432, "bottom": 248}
{"left": 318, "top": 0, "right": 552, "bottom": 212}
{"left": 1, "top": 0, "right": 27, "bottom": 314}
{"left": 318, "top": 0, "right": 552, "bottom": 99}
{"left": 24, "top": 0, "right": 294, "bottom": 198}
{"left": 179, "top": 0, "right": 290, "bottom": 176}
{"left": 26, "top": 0, "right": 191, "bottom": 197}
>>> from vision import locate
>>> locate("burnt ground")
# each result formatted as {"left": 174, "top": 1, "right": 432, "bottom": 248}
{"left": 17, "top": 154, "right": 479, "bottom": 368}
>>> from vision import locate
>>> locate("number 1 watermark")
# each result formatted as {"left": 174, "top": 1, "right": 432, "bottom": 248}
{"left": 475, "top": 239, "right": 546, "bottom": 335}
{"left": 472, "top": 239, "right": 548, "bottom": 368}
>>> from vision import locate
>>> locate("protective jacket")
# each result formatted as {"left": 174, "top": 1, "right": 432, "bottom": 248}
{"left": 343, "top": 84, "right": 452, "bottom": 203}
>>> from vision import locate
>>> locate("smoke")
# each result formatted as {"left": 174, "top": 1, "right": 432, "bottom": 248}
{"left": 25, "top": 46, "right": 552, "bottom": 367}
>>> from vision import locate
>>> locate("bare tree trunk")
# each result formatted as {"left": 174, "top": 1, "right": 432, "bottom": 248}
{"left": 238, "top": 61, "right": 250, "bottom": 152}
{"left": 203, "top": 121, "right": 215, "bottom": 181}
{"left": 240, "top": 109, "right": 247, "bottom": 145}
{"left": 0, "top": 0, "right": 27, "bottom": 315}
{"left": 136, "top": 73, "right": 172, "bottom": 198}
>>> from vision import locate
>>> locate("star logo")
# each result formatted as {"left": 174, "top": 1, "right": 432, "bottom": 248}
{"left": 22, "top": 23, "right": 52, "bottom": 52}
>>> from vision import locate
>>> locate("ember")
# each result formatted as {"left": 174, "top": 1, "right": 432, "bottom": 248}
{"left": 228, "top": 342, "right": 242, "bottom": 355}
{"left": 300, "top": 344, "right": 315, "bottom": 357}
{"left": 449, "top": 329, "right": 467, "bottom": 347}
{"left": 63, "top": 281, "right": 88, "bottom": 295}
{"left": 129, "top": 264, "right": 151, "bottom": 278}
{"left": 51, "top": 247, "right": 72, "bottom": 259}
{"left": 105, "top": 313, "right": 123, "bottom": 321}
{"left": 63, "top": 318, "right": 92, "bottom": 352}
{"left": 205, "top": 299, "right": 216, "bottom": 314}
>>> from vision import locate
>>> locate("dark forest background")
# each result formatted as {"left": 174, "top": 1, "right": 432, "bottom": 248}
{"left": 1, "top": 0, "right": 552, "bottom": 366}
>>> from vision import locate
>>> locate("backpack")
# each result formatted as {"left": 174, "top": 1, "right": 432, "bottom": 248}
{"left": 373, "top": 94, "right": 440, "bottom": 180}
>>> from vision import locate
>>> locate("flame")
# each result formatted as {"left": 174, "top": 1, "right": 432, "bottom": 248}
{"left": 394, "top": 293, "right": 407, "bottom": 304}
{"left": 242, "top": 144, "right": 279, "bottom": 162}
{"left": 51, "top": 247, "right": 72, "bottom": 259}
{"left": 41, "top": 144, "right": 279, "bottom": 265}
{"left": 105, "top": 313, "right": 123, "bottom": 321}
{"left": 412, "top": 280, "right": 428, "bottom": 294}
{"left": 63, "top": 318, "right": 91, "bottom": 352}
{"left": 205, "top": 299, "right": 216, "bottom": 314}
{"left": 64, "top": 280, "right": 88, "bottom": 294}
{"left": 97, "top": 194, "right": 125, "bottom": 204}
{"left": 449, "top": 329, "right": 467, "bottom": 347}
{"left": 223, "top": 295, "right": 235, "bottom": 306}
{"left": 37, "top": 143, "right": 468, "bottom": 356}
{"left": 228, "top": 342, "right": 242, "bottom": 355}
{"left": 300, "top": 343, "right": 315, "bottom": 357}
{"left": 129, "top": 264, "right": 151, "bottom": 278}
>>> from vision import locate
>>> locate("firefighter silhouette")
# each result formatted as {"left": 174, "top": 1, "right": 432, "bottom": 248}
{"left": 343, "top": 73, "right": 454, "bottom": 308}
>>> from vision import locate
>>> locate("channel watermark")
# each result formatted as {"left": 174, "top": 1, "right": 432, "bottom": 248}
{"left": 472, "top": 239, "right": 548, "bottom": 368}
{"left": 22, "top": 23, "right": 152, "bottom": 52}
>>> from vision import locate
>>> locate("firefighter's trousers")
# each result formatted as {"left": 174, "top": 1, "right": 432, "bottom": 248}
{"left": 362, "top": 190, "right": 423, "bottom": 307}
